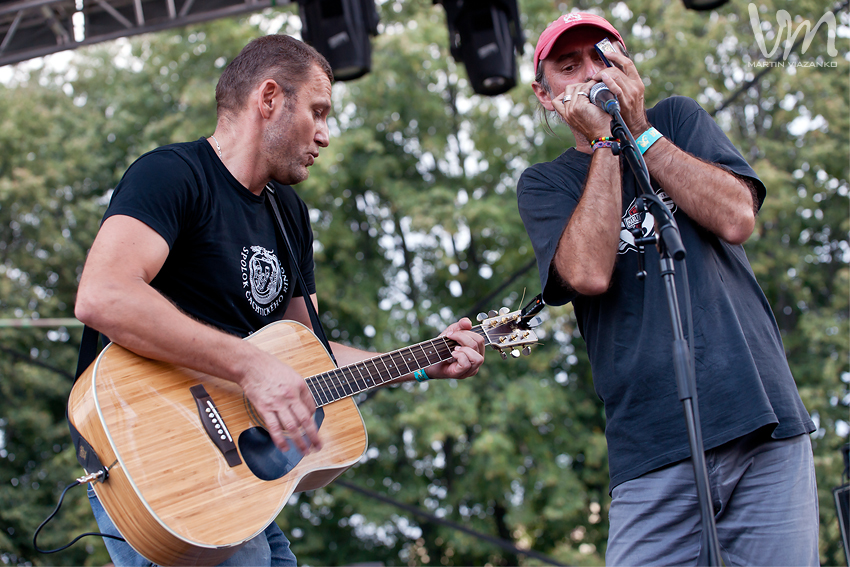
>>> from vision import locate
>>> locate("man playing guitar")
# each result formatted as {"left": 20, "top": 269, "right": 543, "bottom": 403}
{"left": 75, "top": 34, "right": 485, "bottom": 566}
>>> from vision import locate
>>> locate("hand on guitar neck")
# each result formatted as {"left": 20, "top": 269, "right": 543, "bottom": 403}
{"left": 397, "top": 316, "right": 486, "bottom": 382}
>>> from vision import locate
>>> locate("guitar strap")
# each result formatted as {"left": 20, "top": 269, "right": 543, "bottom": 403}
{"left": 69, "top": 326, "right": 110, "bottom": 478}
{"left": 265, "top": 183, "right": 337, "bottom": 366}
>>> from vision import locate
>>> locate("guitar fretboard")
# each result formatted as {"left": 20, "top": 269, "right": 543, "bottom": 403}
{"left": 305, "top": 326, "right": 488, "bottom": 407}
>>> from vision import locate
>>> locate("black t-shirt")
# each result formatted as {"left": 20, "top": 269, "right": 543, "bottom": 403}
{"left": 517, "top": 96, "right": 814, "bottom": 489}
{"left": 103, "top": 138, "right": 316, "bottom": 338}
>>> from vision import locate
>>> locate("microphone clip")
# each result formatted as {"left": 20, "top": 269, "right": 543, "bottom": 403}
{"left": 628, "top": 196, "right": 654, "bottom": 281}
{"left": 610, "top": 140, "right": 621, "bottom": 156}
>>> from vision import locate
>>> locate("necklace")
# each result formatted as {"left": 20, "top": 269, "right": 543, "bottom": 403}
{"left": 210, "top": 134, "right": 222, "bottom": 159}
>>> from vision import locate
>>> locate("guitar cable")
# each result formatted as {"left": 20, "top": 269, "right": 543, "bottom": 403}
{"left": 33, "top": 470, "right": 127, "bottom": 554}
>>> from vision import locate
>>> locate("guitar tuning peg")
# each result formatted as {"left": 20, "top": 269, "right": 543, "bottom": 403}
{"left": 477, "top": 312, "right": 488, "bottom": 322}
{"left": 522, "top": 346, "right": 532, "bottom": 356}
{"left": 499, "top": 306, "right": 510, "bottom": 315}
{"left": 511, "top": 349, "right": 521, "bottom": 358}
{"left": 488, "top": 310, "right": 498, "bottom": 317}
{"left": 500, "top": 350, "right": 508, "bottom": 360}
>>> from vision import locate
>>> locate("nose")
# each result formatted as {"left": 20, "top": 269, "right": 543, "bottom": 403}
{"left": 315, "top": 119, "right": 329, "bottom": 148}
{"left": 585, "top": 54, "right": 604, "bottom": 82}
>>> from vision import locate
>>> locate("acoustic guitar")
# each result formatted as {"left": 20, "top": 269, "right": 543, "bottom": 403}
{"left": 68, "top": 299, "right": 543, "bottom": 565}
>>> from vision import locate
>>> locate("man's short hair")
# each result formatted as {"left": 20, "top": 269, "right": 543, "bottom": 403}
{"left": 215, "top": 35, "right": 333, "bottom": 118}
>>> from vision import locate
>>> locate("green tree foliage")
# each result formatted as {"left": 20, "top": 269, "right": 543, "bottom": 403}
{"left": 0, "top": 0, "right": 846, "bottom": 565}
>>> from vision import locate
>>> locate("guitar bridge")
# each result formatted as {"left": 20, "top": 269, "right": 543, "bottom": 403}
{"left": 190, "top": 385, "right": 242, "bottom": 467}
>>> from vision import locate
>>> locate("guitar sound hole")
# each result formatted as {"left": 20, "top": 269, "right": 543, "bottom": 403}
{"left": 238, "top": 408, "right": 325, "bottom": 481}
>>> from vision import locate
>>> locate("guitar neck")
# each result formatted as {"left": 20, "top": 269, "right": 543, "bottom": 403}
{"left": 305, "top": 326, "right": 488, "bottom": 407}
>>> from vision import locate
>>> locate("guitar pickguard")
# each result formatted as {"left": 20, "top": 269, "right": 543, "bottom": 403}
{"left": 238, "top": 408, "right": 325, "bottom": 481}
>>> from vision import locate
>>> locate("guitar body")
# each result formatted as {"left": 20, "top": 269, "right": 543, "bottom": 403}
{"left": 68, "top": 320, "right": 368, "bottom": 566}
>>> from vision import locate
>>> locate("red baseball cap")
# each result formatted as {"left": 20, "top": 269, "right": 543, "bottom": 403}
{"left": 533, "top": 13, "right": 626, "bottom": 71}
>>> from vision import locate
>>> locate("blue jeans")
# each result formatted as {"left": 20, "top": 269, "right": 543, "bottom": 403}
{"left": 606, "top": 428, "right": 819, "bottom": 566}
{"left": 87, "top": 486, "right": 297, "bottom": 566}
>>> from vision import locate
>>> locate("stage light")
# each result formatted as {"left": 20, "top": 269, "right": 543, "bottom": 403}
{"left": 297, "top": 0, "right": 379, "bottom": 81}
{"left": 682, "top": 0, "right": 731, "bottom": 11}
{"left": 438, "top": 0, "right": 524, "bottom": 96}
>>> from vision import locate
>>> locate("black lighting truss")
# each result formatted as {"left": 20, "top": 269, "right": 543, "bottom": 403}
{"left": 0, "top": 0, "right": 284, "bottom": 67}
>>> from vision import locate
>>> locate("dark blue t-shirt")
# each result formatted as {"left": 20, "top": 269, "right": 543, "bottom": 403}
{"left": 517, "top": 96, "right": 814, "bottom": 489}
{"left": 103, "top": 138, "right": 316, "bottom": 338}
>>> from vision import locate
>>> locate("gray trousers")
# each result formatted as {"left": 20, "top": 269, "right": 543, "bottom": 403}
{"left": 606, "top": 428, "right": 819, "bottom": 566}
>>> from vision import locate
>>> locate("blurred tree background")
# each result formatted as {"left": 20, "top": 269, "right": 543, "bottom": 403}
{"left": 0, "top": 0, "right": 846, "bottom": 565}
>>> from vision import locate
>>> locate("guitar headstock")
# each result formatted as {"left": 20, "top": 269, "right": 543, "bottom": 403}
{"left": 476, "top": 294, "right": 545, "bottom": 360}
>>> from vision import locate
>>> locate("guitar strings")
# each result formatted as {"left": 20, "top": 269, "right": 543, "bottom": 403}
{"left": 309, "top": 336, "right": 455, "bottom": 405}
{"left": 208, "top": 335, "right": 461, "bottom": 419}
{"left": 211, "top": 343, "right": 452, "bottom": 430}
{"left": 201, "top": 324, "right": 518, "bottom": 438}
{"left": 304, "top": 324, "right": 511, "bottom": 405}
{"left": 210, "top": 325, "right": 508, "bottom": 417}
{"left": 212, "top": 324, "right": 508, "bottom": 415}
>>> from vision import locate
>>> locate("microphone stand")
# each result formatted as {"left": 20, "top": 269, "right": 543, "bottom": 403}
{"left": 607, "top": 107, "right": 722, "bottom": 566}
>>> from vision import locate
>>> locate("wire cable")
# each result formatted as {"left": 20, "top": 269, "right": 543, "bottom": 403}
{"left": 33, "top": 477, "right": 125, "bottom": 554}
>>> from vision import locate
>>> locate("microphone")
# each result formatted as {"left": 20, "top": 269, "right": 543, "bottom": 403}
{"left": 589, "top": 83, "right": 620, "bottom": 115}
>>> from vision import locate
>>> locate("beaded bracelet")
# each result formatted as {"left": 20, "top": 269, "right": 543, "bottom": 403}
{"left": 591, "top": 140, "right": 620, "bottom": 152}
{"left": 413, "top": 369, "right": 430, "bottom": 382}
{"left": 635, "top": 127, "right": 663, "bottom": 155}
{"left": 590, "top": 136, "right": 619, "bottom": 145}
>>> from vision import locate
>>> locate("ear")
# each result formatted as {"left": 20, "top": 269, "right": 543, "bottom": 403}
{"left": 532, "top": 81, "right": 556, "bottom": 112}
{"left": 257, "top": 79, "right": 281, "bottom": 120}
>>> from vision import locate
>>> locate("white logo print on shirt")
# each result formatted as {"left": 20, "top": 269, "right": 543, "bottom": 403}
{"left": 618, "top": 190, "right": 677, "bottom": 255}
{"left": 241, "top": 246, "right": 288, "bottom": 316}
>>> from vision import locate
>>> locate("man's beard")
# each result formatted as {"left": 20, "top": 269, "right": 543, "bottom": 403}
{"left": 263, "top": 107, "right": 309, "bottom": 186}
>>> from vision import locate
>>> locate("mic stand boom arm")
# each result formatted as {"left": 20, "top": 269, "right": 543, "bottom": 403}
{"left": 608, "top": 109, "right": 722, "bottom": 566}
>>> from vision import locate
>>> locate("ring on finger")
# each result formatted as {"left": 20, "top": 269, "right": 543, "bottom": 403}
{"left": 577, "top": 91, "right": 589, "bottom": 98}
{"left": 562, "top": 94, "right": 572, "bottom": 103}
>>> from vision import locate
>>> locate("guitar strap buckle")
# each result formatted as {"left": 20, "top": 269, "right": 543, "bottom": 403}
{"left": 69, "top": 419, "right": 109, "bottom": 483}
